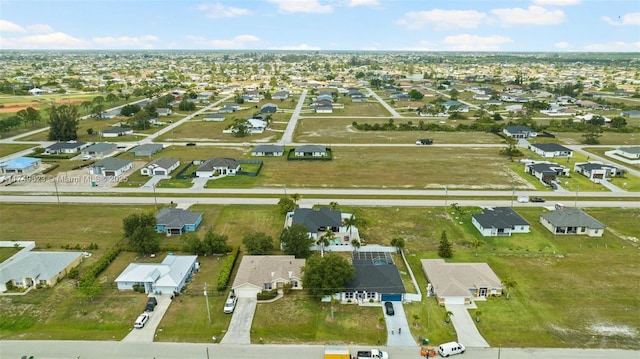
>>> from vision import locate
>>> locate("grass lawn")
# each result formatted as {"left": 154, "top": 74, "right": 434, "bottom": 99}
{"left": 0, "top": 246, "right": 21, "bottom": 262}
{"left": 155, "top": 120, "right": 281, "bottom": 143}
{"left": 581, "top": 147, "right": 640, "bottom": 170}
{"left": 533, "top": 132, "right": 640, "bottom": 146}
{"left": 0, "top": 143, "right": 38, "bottom": 158}
{"left": 304, "top": 102, "right": 391, "bottom": 118}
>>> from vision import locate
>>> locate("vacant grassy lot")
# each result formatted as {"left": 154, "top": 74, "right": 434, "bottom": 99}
{"left": 0, "top": 143, "right": 37, "bottom": 158}
{"left": 532, "top": 132, "right": 640, "bottom": 146}
{"left": 155, "top": 120, "right": 281, "bottom": 143}
{"left": 304, "top": 101, "right": 391, "bottom": 117}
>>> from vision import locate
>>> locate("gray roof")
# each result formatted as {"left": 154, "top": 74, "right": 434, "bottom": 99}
{"left": 540, "top": 208, "right": 605, "bottom": 229}
{"left": 618, "top": 146, "right": 640, "bottom": 154}
{"left": 252, "top": 144, "right": 283, "bottom": 153}
{"left": 46, "top": 141, "right": 87, "bottom": 151}
{"left": 504, "top": 125, "right": 533, "bottom": 134}
{"left": 146, "top": 157, "right": 179, "bottom": 169}
{"left": 575, "top": 162, "right": 619, "bottom": 172}
{"left": 131, "top": 144, "right": 164, "bottom": 154}
{"left": 103, "top": 127, "right": 132, "bottom": 134}
{"left": 0, "top": 251, "right": 82, "bottom": 284}
{"left": 156, "top": 208, "right": 203, "bottom": 229}
{"left": 291, "top": 207, "right": 341, "bottom": 233}
{"left": 531, "top": 143, "right": 572, "bottom": 152}
{"left": 91, "top": 157, "right": 132, "bottom": 171}
{"left": 197, "top": 158, "right": 240, "bottom": 172}
{"left": 472, "top": 207, "right": 529, "bottom": 229}
{"left": 344, "top": 262, "right": 406, "bottom": 294}
{"left": 294, "top": 145, "right": 327, "bottom": 153}
{"left": 529, "top": 162, "right": 566, "bottom": 174}
{"left": 84, "top": 142, "right": 116, "bottom": 153}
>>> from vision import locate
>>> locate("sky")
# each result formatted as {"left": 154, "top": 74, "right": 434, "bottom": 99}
{"left": 0, "top": 0, "right": 639, "bottom": 52}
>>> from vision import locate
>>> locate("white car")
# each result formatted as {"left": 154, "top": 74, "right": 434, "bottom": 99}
{"left": 223, "top": 295, "right": 237, "bottom": 314}
{"left": 134, "top": 313, "right": 149, "bottom": 329}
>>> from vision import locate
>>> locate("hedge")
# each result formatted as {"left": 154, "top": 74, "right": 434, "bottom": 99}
{"left": 216, "top": 246, "right": 239, "bottom": 292}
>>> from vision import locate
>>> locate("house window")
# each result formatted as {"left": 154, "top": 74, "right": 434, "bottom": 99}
{"left": 345, "top": 292, "right": 354, "bottom": 299}
{"left": 581, "top": 227, "right": 586, "bottom": 233}
{"left": 39, "top": 280, "right": 47, "bottom": 285}
{"left": 291, "top": 280, "right": 298, "bottom": 288}
{"left": 366, "top": 292, "right": 376, "bottom": 299}
{"left": 14, "top": 281, "right": 23, "bottom": 286}
{"left": 263, "top": 283, "right": 272, "bottom": 290}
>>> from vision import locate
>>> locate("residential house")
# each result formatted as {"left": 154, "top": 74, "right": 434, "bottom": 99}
{"left": 0, "top": 157, "right": 42, "bottom": 175}
{"left": 272, "top": 90, "right": 290, "bottom": 100}
{"left": 529, "top": 143, "right": 573, "bottom": 158}
{"left": 155, "top": 208, "right": 203, "bottom": 235}
{"left": 157, "top": 108, "right": 172, "bottom": 116}
{"left": 289, "top": 207, "right": 341, "bottom": 239}
{"left": 539, "top": 208, "right": 606, "bottom": 237}
{"left": 45, "top": 141, "right": 90, "bottom": 154}
{"left": 102, "top": 127, "right": 133, "bottom": 138}
{"left": 442, "top": 100, "right": 469, "bottom": 112}
{"left": 88, "top": 158, "right": 133, "bottom": 176}
{"left": 231, "top": 255, "right": 305, "bottom": 298}
{"left": 130, "top": 144, "right": 163, "bottom": 157}
{"left": 195, "top": 158, "right": 240, "bottom": 178}
{"left": 114, "top": 254, "right": 198, "bottom": 294}
{"left": 28, "top": 88, "right": 46, "bottom": 95}
{"left": 574, "top": 162, "right": 623, "bottom": 182}
{"left": 621, "top": 110, "right": 640, "bottom": 118}
{"left": 503, "top": 126, "right": 537, "bottom": 139}
{"left": 251, "top": 144, "right": 284, "bottom": 157}
{"left": 315, "top": 102, "right": 333, "bottom": 113}
{"left": 524, "top": 161, "right": 570, "bottom": 185}
{"left": 140, "top": 158, "right": 180, "bottom": 176}
{"left": 219, "top": 103, "right": 239, "bottom": 113}
{"left": 202, "top": 113, "right": 225, "bottom": 122}
{"left": 294, "top": 145, "right": 328, "bottom": 157}
{"left": 471, "top": 207, "right": 530, "bottom": 236}
{"left": 81, "top": 143, "right": 117, "bottom": 158}
{"left": 0, "top": 241, "right": 82, "bottom": 293}
{"left": 339, "top": 251, "right": 406, "bottom": 303}
{"left": 421, "top": 259, "right": 503, "bottom": 305}
{"left": 615, "top": 147, "right": 640, "bottom": 159}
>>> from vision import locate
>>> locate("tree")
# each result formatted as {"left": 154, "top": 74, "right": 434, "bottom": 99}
{"left": 122, "top": 212, "right": 158, "bottom": 256}
{"left": 390, "top": 237, "right": 405, "bottom": 253}
{"left": 502, "top": 277, "right": 518, "bottom": 300}
{"left": 203, "top": 228, "right": 231, "bottom": 254}
{"left": 444, "top": 310, "right": 453, "bottom": 323}
{"left": 106, "top": 93, "right": 118, "bottom": 104}
{"left": 178, "top": 99, "right": 196, "bottom": 111}
{"left": 47, "top": 104, "right": 79, "bottom": 141}
{"left": 127, "top": 109, "right": 151, "bottom": 130}
{"left": 242, "top": 232, "right": 274, "bottom": 255}
{"left": 470, "top": 237, "right": 483, "bottom": 257}
{"left": 474, "top": 309, "right": 483, "bottom": 323}
{"left": 120, "top": 104, "right": 141, "bottom": 116}
{"left": 408, "top": 89, "right": 424, "bottom": 101}
{"left": 438, "top": 230, "right": 453, "bottom": 258}
{"left": 351, "top": 239, "right": 361, "bottom": 251}
{"left": 317, "top": 229, "right": 334, "bottom": 257}
{"left": 87, "top": 128, "right": 94, "bottom": 136}
{"left": 412, "top": 314, "right": 420, "bottom": 328}
{"left": 582, "top": 126, "right": 602, "bottom": 145}
{"left": 278, "top": 196, "right": 297, "bottom": 214}
{"left": 229, "top": 118, "right": 250, "bottom": 137}
{"left": 182, "top": 232, "right": 203, "bottom": 255}
{"left": 328, "top": 201, "right": 339, "bottom": 210}
{"left": 610, "top": 116, "right": 627, "bottom": 129}
{"left": 500, "top": 137, "right": 523, "bottom": 160}
{"left": 280, "top": 223, "right": 314, "bottom": 258}
{"left": 290, "top": 193, "right": 302, "bottom": 204}
{"left": 16, "top": 107, "right": 41, "bottom": 127}
{"left": 343, "top": 214, "right": 358, "bottom": 240}
{"left": 302, "top": 253, "right": 355, "bottom": 297}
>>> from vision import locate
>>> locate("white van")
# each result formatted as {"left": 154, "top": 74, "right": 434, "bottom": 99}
{"left": 134, "top": 313, "right": 149, "bottom": 329}
{"left": 437, "top": 341, "right": 465, "bottom": 357}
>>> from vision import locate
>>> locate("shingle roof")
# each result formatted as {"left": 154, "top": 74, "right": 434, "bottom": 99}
{"left": 421, "top": 259, "right": 502, "bottom": 297}
{"left": 575, "top": 163, "right": 619, "bottom": 172}
{"left": 343, "top": 263, "right": 405, "bottom": 294}
{"left": 472, "top": 207, "right": 529, "bottom": 229}
{"left": 294, "top": 145, "right": 327, "bottom": 153}
{"left": 156, "top": 208, "right": 202, "bottom": 229}
{"left": 504, "top": 125, "right": 533, "bottom": 134}
{"left": 232, "top": 255, "right": 305, "bottom": 288}
{"left": 103, "top": 127, "right": 132, "bottom": 134}
{"left": 291, "top": 207, "right": 341, "bottom": 233}
{"left": 91, "top": 158, "right": 132, "bottom": 171}
{"left": 84, "top": 143, "right": 116, "bottom": 153}
{"left": 197, "top": 158, "right": 240, "bottom": 172}
{"left": 131, "top": 144, "right": 164, "bottom": 154}
{"left": 252, "top": 145, "right": 283, "bottom": 153}
{"left": 46, "top": 142, "right": 87, "bottom": 151}
{"left": 540, "top": 208, "right": 605, "bottom": 229}
{"left": 531, "top": 143, "right": 572, "bottom": 152}
{"left": 145, "top": 157, "right": 179, "bottom": 169}
{"left": 618, "top": 146, "right": 640, "bottom": 154}
{"left": 0, "top": 251, "right": 82, "bottom": 284}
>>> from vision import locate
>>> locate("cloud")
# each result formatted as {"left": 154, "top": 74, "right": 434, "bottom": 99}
{"left": 554, "top": 41, "right": 570, "bottom": 49}
{"left": 491, "top": 6, "right": 564, "bottom": 25}
{"left": 442, "top": 34, "right": 512, "bottom": 51}
{"left": 92, "top": 35, "right": 159, "bottom": 49}
{"left": 26, "top": 24, "right": 54, "bottom": 33}
{"left": 583, "top": 41, "right": 640, "bottom": 52}
{"left": 267, "top": 0, "right": 333, "bottom": 14}
{"left": 0, "top": 20, "right": 26, "bottom": 32}
{"left": 0, "top": 20, "right": 54, "bottom": 34}
{"left": 187, "top": 34, "right": 260, "bottom": 49}
{"left": 532, "top": 0, "right": 580, "bottom": 5}
{"left": 1, "top": 32, "right": 90, "bottom": 49}
{"left": 602, "top": 12, "right": 640, "bottom": 26}
{"left": 269, "top": 43, "right": 321, "bottom": 50}
{"left": 397, "top": 9, "right": 486, "bottom": 30}
{"left": 348, "top": 0, "right": 380, "bottom": 7}
{"left": 195, "top": 2, "right": 251, "bottom": 18}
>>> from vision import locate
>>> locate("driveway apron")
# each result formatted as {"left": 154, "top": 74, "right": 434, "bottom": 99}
{"left": 384, "top": 303, "right": 418, "bottom": 347}
{"left": 221, "top": 297, "right": 257, "bottom": 344}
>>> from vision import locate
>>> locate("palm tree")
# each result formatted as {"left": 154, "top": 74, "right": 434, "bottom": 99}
{"left": 474, "top": 309, "right": 483, "bottom": 323}
{"left": 502, "top": 277, "right": 518, "bottom": 300}
{"left": 351, "top": 239, "right": 361, "bottom": 252}
{"left": 412, "top": 314, "right": 420, "bottom": 329}
{"left": 444, "top": 310, "right": 453, "bottom": 323}
{"left": 329, "top": 201, "right": 339, "bottom": 210}
{"left": 318, "top": 229, "right": 334, "bottom": 257}
{"left": 343, "top": 214, "right": 357, "bottom": 240}
{"left": 470, "top": 237, "right": 483, "bottom": 257}
{"left": 290, "top": 193, "right": 302, "bottom": 204}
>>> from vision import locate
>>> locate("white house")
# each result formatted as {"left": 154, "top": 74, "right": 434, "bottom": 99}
{"left": 115, "top": 254, "right": 198, "bottom": 294}
{"left": 102, "top": 127, "right": 133, "bottom": 138}
{"left": 195, "top": 158, "right": 240, "bottom": 178}
{"left": 574, "top": 162, "right": 623, "bottom": 182}
{"left": 529, "top": 143, "right": 573, "bottom": 158}
{"left": 471, "top": 207, "right": 530, "bottom": 236}
{"left": 540, "top": 208, "right": 606, "bottom": 237}
{"left": 88, "top": 158, "right": 133, "bottom": 176}
{"left": 140, "top": 158, "right": 180, "bottom": 176}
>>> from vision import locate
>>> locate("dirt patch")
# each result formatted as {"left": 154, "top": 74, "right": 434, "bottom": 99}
{"left": 590, "top": 324, "right": 636, "bottom": 337}
{"left": 0, "top": 98, "right": 86, "bottom": 114}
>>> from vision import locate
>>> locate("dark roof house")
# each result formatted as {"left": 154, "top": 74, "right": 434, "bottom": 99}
{"left": 155, "top": 208, "right": 203, "bottom": 235}
{"left": 291, "top": 207, "right": 341, "bottom": 234}
{"left": 472, "top": 207, "right": 530, "bottom": 237}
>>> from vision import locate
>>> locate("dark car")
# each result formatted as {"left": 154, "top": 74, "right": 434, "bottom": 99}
{"left": 145, "top": 297, "right": 158, "bottom": 312}
{"left": 530, "top": 197, "right": 546, "bottom": 203}
{"left": 550, "top": 183, "right": 558, "bottom": 190}
{"left": 384, "top": 301, "right": 394, "bottom": 316}
{"left": 186, "top": 142, "right": 196, "bottom": 146}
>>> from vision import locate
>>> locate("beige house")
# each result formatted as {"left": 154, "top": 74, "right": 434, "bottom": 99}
{"left": 231, "top": 255, "right": 305, "bottom": 298}
{"left": 539, "top": 208, "right": 606, "bottom": 237}
{"left": 421, "top": 259, "right": 503, "bottom": 305}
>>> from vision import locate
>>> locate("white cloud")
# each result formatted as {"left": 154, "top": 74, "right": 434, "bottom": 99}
{"left": 26, "top": 24, "right": 54, "bottom": 33}
{"left": 583, "top": 41, "right": 640, "bottom": 52}
{"left": 394, "top": 40, "right": 437, "bottom": 51}
{"left": 532, "top": 0, "right": 580, "bottom": 6}
{"left": 491, "top": 6, "right": 564, "bottom": 25}
{"left": 0, "top": 20, "right": 26, "bottom": 32}
{"left": 348, "top": 0, "right": 380, "bottom": 7}
{"left": 92, "top": 35, "right": 159, "bottom": 49}
{"left": 195, "top": 2, "right": 250, "bottom": 18}
{"left": 397, "top": 9, "right": 486, "bottom": 30}
{"left": 267, "top": 0, "right": 333, "bottom": 14}
{"left": 602, "top": 12, "right": 640, "bottom": 26}
{"left": 187, "top": 34, "right": 260, "bottom": 49}
{"left": 269, "top": 43, "right": 321, "bottom": 50}
{"left": 442, "top": 34, "right": 512, "bottom": 51}
{"left": 554, "top": 41, "right": 570, "bottom": 49}
{"left": 1, "top": 32, "right": 90, "bottom": 49}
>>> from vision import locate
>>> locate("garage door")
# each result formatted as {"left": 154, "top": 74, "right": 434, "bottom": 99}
{"left": 381, "top": 293, "right": 402, "bottom": 302}
{"left": 104, "top": 171, "right": 116, "bottom": 176}
{"left": 234, "top": 287, "right": 261, "bottom": 298}
{"left": 153, "top": 169, "right": 167, "bottom": 175}
{"left": 444, "top": 296, "right": 465, "bottom": 305}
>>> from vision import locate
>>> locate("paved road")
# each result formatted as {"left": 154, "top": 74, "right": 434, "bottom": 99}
{"left": 2, "top": 340, "right": 638, "bottom": 359}
{"left": 366, "top": 87, "right": 401, "bottom": 118}
{"left": 281, "top": 89, "right": 307, "bottom": 144}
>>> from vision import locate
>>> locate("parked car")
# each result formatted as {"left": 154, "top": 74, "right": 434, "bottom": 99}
{"left": 437, "top": 341, "right": 465, "bottom": 357}
{"left": 223, "top": 295, "right": 237, "bottom": 314}
{"left": 550, "top": 183, "right": 558, "bottom": 190}
{"left": 145, "top": 297, "right": 158, "bottom": 312}
{"left": 530, "top": 197, "right": 545, "bottom": 203}
{"left": 134, "top": 313, "right": 149, "bottom": 329}
{"left": 384, "top": 301, "right": 394, "bottom": 316}
{"left": 186, "top": 142, "right": 196, "bottom": 146}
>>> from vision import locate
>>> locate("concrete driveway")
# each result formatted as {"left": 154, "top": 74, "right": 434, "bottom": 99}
{"left": 383, "top": 302, "right": 417, "bottom": 347}
{"left": 221, "top": 297, "right": 257, "bottom": 344}
{"left": 122, "top": 294, "right": 172, "bottom": 342}
{"left": 445, "top": 304, "right": 489, "bottom": 348}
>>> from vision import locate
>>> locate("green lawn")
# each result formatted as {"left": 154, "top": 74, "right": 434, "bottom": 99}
{"left": 155, "top": 120, "right": 281, "bottom": 143}
{"left": 0, "top": 143, "right": 38, "bottom": 158}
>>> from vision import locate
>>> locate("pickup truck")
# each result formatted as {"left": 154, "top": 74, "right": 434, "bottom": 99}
{"left": 356, "top": 348, "right": 389, "bottom": 359}
{"left": 416, "top": 139, "right": 433, "bottom": 145}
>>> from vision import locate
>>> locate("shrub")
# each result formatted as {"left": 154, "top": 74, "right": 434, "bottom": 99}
{"left": 257, "top": 290, "right": 278, "bottom": 300}
{"left": 216, "top": 246, "right": 239, "bottom": 292}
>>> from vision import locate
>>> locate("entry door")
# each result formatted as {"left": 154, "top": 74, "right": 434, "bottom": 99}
{"left": 479, "top": 288, "right": 487, "bottom": 297}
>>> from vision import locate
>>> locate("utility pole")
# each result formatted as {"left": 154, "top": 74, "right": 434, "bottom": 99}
{"left": 574, "top": 184, "right": 579, "bottom": 207}
{"left": 152, "top": 183, "right": 158, "bottom": 208}
{"left": 444, "top": 185, "right": 448, "bottom": 207}
{"left": 54, "top": 178, "right": 60, "bottom": 204}
{"left": 204, "top": 282, "right": 211, "bottom": 325}
{"left": 510, "top": 186, "right": 515, "bottom": 207}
